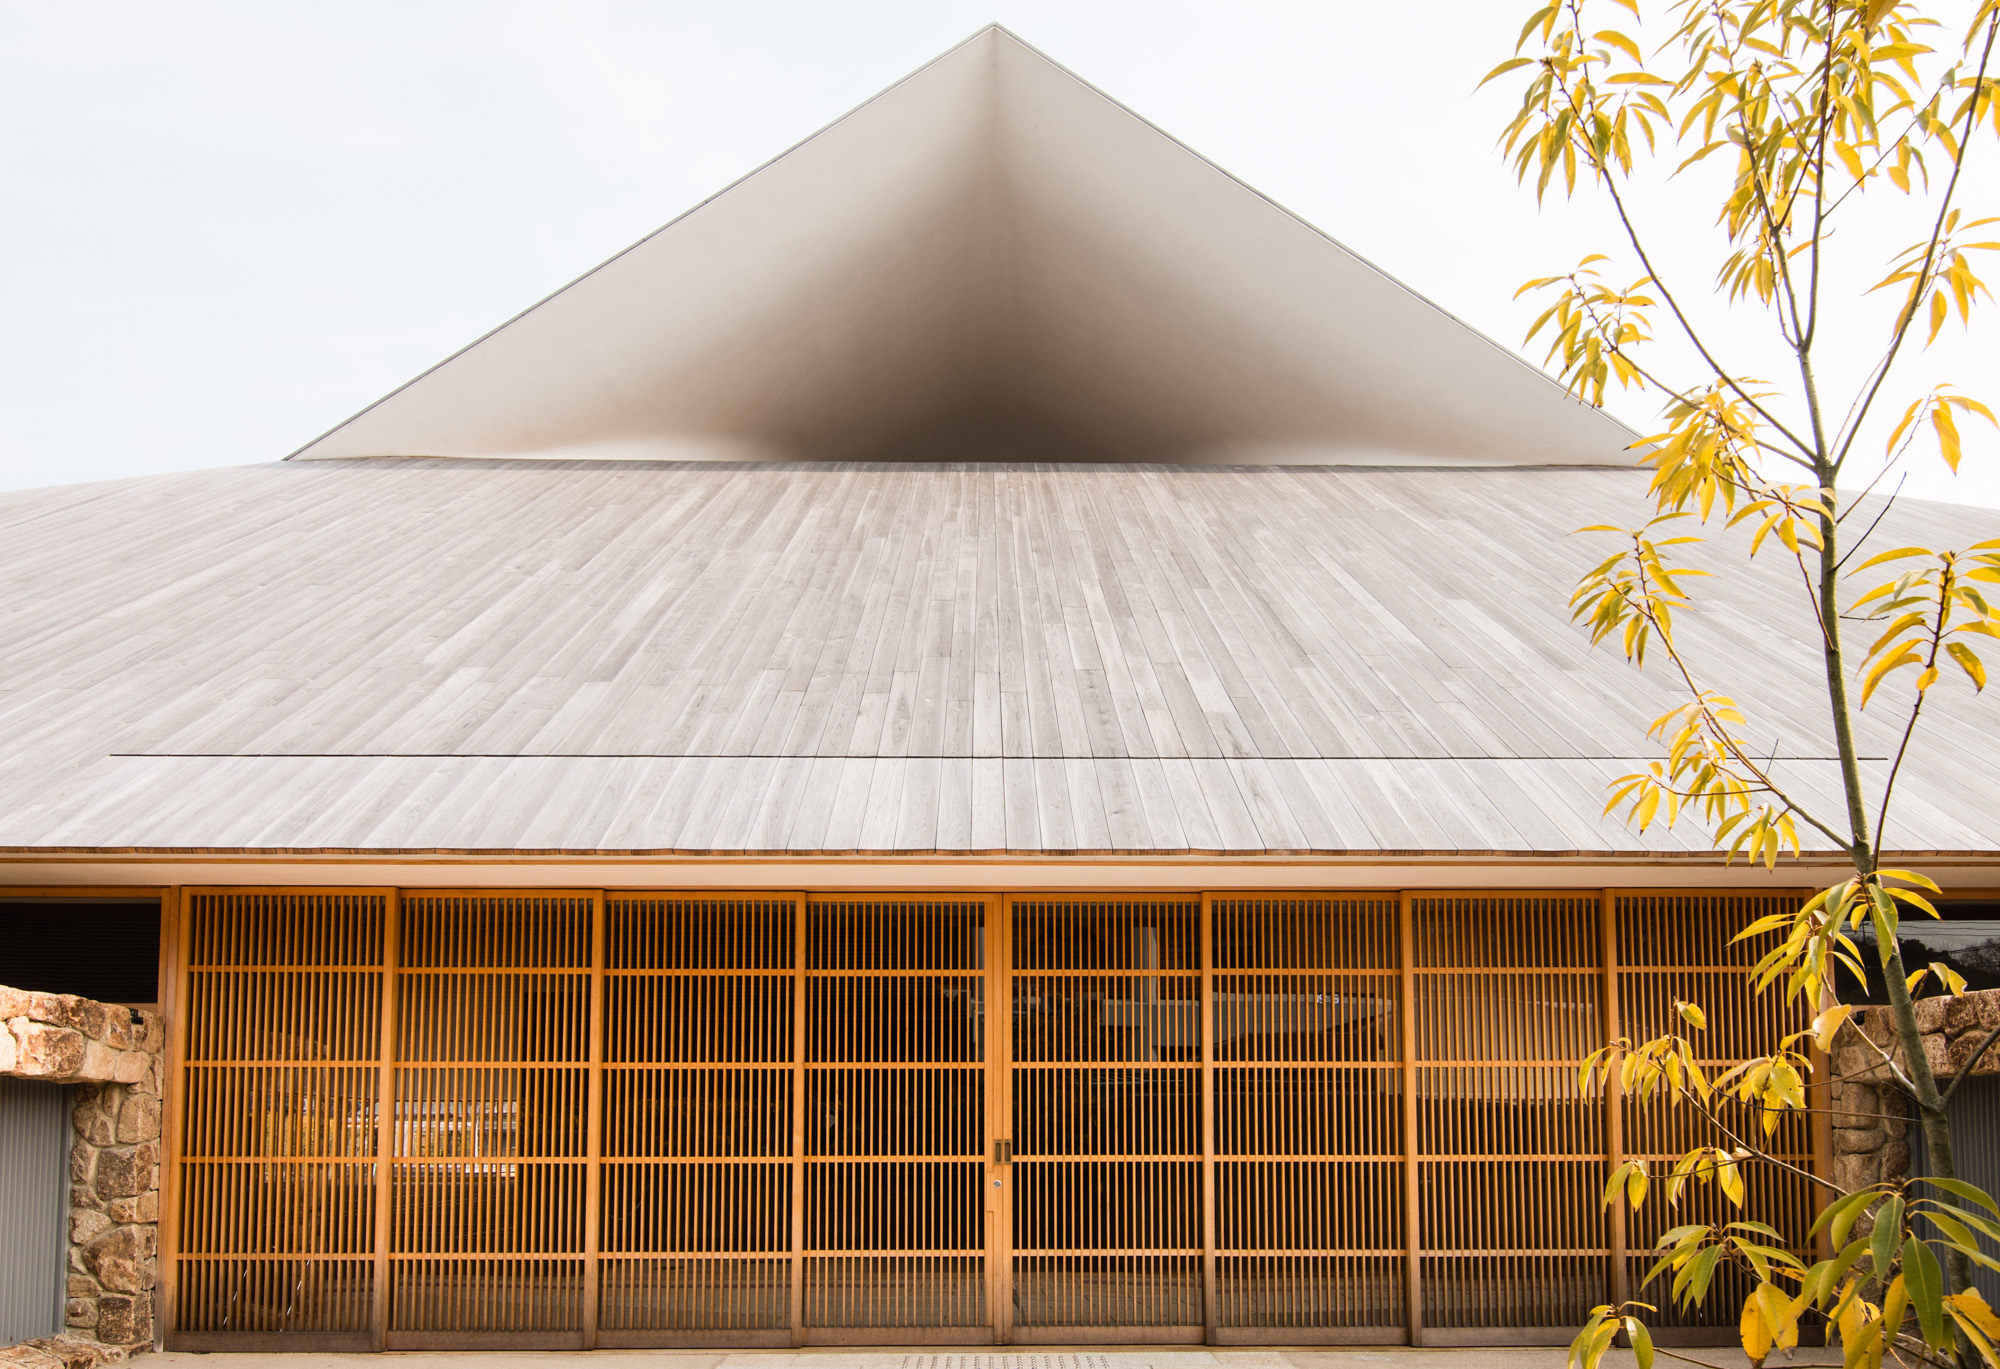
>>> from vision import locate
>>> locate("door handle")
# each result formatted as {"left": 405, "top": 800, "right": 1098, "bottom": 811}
{"left": 993, "top": 1139, "right": 1013, "bottom": 1165}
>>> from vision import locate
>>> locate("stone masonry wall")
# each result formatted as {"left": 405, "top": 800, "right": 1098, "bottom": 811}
{"left": 1831, "top": 985, "right": 2000, "bottom": 1190}
{"left": 0, "top": 985, "right": 164, "bottom": 1364}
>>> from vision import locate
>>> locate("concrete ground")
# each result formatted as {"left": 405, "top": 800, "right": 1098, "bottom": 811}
{"left": 138, "top": 1348, "right": 1843, "bottom": 1368}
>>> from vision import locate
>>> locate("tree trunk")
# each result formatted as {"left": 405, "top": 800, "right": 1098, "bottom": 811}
{"left": 1816, "top": 480, "right": 1973, "bottom": 1302}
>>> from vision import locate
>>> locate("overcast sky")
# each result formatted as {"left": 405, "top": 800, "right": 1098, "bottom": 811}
{"left": 3, "top": 1, "right": 1996, "bottom": 505}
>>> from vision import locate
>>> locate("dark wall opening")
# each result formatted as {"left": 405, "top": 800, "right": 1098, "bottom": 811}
{"left": 0, "top": 899, "right": 161, "bottom": 1003}
{"left": 1838, "top": 899, "right": 2000, "bottom": 1004}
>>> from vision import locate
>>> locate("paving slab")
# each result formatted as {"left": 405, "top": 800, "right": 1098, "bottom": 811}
{"left": 137, "top": 1346, "right": 1842, "bottom": 1369}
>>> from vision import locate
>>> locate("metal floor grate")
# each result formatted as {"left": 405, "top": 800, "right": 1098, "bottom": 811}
{"left": 902, "top": 1358, "right": 1116, "bottom": 1369}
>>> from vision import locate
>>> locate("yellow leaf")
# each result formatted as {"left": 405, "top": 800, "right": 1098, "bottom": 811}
{"left": 1948, "top": 1288, "right": 2000, "bottom": 1339}
{"left": 1947, "top": 641, "right": 1986, "bottom": 689}
{"left": 1741, "top": 1289, "right": 1774, "bottom": 1367}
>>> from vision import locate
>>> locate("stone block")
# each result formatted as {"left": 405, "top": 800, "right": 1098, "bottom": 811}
{"left": 91, "top": 1255, "right": 150, "bottom": 1294}
{"left": 1945, "top": 989, "right": 2000, "bottom": 1040}
{"left": 114, "top": 1092, "right": 158, "bottom": 1143}
{"left": 93, "top": 1142, "right": 156, "bottom": 1199}
{"left": 1, "top": 989, "right": 99, "bottom": 1037}
{"left": 72, "top": 1095, "right": 114, "bottom": 1146}
{"left": 1882, "top": 1139, "right": 1911, "bottom": 1181}
{"left": 108, "top": 1050, "right": 147, "bottom": 1085}
{"left": 12, "top": 1021, "right": 85, "bottom": 1078}
{"left": 1913, "top": 997, "right": 1952, "bottom": 1035}
{"left": 1950, "top": 1026, "right": 2000, "bottom": 1076}
{"left": 1835, "top": 1125, "right": 1885, "bottom": 1154}
{"left": 106, "top": 1192, "right": 156, "bottom": 1224}
{"left": 78, "top": 1041, "right": 118, "bottom": 1082}
{"left": 65, "top": 1274, "right": 97, "bottom": 1298}
{"left": 0, "top": 984, "right": 48, "bottom": 1020}
{"left": 138, "top": 1014, "right": 163, "bottom": 1054}
{"left": 68, "top": 1145, "right": 93, "bottom": 1184}
{"left": 68, "top": 1208, "right": 111, "bottom": 1247}
{"left": 70, "top": 999, "right": 108, "bottom": 1042}
{"left": 43, "top": 1337, "right": 130, "bottom": 1369}
{"left": 1832, "top": 1152, "right": 1874, "bottom": 1190}
{"left": 64, "top": 1298, "right": 95, "bottom": 1328}
{"left": 87, "top": 1224, "right": 154, "bottom": 1266}
{"left": 100, "top": 1012, "right": 137, "bottom": 1052}
{"left": 94, "top": 1293, "right": 151, "bottom": 1346}
{"left": 70, "top": 1182, "right": 102, "bottom": 1212}
{"left": 0, "top": 1023, "right": 15, "bottom": 1072}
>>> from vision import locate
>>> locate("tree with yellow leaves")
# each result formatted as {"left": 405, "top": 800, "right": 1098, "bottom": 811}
{"left": 1483, "top": 1, "right": 2000, "bottom": 1365}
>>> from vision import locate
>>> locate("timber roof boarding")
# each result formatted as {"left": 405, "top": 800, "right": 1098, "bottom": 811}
{"left": 2, "top": 27, "right": 1996, "bottom": 860}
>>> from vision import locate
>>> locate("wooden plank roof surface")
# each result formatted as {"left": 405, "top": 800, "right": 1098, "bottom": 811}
{"left": 1, "top": 457, "right": 1996, "bottom": 856}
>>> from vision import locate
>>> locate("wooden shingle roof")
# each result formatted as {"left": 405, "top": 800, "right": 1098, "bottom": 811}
{"left": 1, "top": 457, "right": 1995, "bottom": 857}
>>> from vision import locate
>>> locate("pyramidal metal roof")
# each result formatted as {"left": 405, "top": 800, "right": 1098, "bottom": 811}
{"left": 291, "top": 26, "right": 1634, "bottom": 469}
{"left": 3, "top": 31, "right": 1995, "bottom": 876}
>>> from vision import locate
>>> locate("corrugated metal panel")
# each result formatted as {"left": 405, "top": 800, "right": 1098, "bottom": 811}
{"left": 1914, "top": 1076, "right": 2000, "bottom": 1307}
{"left": 0, "top": 1077, "right": 68, "bottom": 1342}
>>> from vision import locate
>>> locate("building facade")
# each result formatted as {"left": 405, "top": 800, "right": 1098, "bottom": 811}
{"left": 3, "top": 27, "right": 1998, "bottom": 1355}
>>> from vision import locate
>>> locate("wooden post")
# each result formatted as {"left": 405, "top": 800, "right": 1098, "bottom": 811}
{"left": 372, "top": 889, "right": 400, "bottom": 1351}
{"left": 1398, "top": 891, "right": 1422, "bottom": 1347}
{"left": 580, "top": 893, "right": 606, "bottom": 1348}
{"left": 1602, "top": 889, "right": 1628, "bottom": 1309}
{"left": 155, "top": 887, "right": 188, "bottom": 1349}
{"left": 790, "top": 893, "right": 808, "bottom": 1346}
{"left": 986, "top": 894, "right": 1014, "bottom": 1344}
{"left": 1199, "top": 892, "right": 1217, "bottom": 1344}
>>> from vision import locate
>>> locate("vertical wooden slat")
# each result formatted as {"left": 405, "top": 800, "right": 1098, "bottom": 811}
{"left": 1601, "top": 890, "right": 1627, "bottom": 1309}
{"left": 581, "top": 892, "right": 606, "bottom": 1347}
{"left": 1398, "top": 891, "right": 1420, "bottom": 1348}
{"left": 156, "top": 886, "right": 188, "bottom": 1348}
{"left": 790, "top": 892, "right": 807, "bottom": 1345}
{"left": 1199, "top": 891, "right": 1216, "bottom": 1344}
{"left": 372, "top": 890, "right": 400, "bottom": 1349}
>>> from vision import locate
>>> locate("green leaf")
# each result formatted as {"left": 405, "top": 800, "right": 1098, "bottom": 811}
{"left": 1819, "top": 1188, "right": 1878, "bottom": 1247}
{"left": 1626, "top": 1316, "right": 1654, "bottom": 1369}
{"left": 1916, "top": 1177, "right": 2000, "bottom": 1216}
{"left": 1873, "top": 1195, "right": 1905, "bottom": 1279}
{"left": 1905, "top": 1236, "right": 1947, "bottom": 1349}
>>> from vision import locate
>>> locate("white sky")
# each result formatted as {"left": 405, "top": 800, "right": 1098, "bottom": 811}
{"left": 2, "top": 1, "right": 1996, "bottom": 505}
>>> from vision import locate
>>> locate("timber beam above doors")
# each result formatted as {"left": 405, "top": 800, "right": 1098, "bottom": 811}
{"left": 5, "top": 853, "right": 1979, "bottom": 892}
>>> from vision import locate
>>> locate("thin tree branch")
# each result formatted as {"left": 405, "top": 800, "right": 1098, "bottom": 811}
{"left": 1873, "top": 568, "right": 1954, "bottom": 849}
{"left": 1832, "top": 11, "right": 2000, "bottom": 474}
{"left": 1942, "top": 1024, "right": 2000, "bottom": 1106}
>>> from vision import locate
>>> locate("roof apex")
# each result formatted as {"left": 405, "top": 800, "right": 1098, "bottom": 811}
{"left": 292, "top": 26, "right": 1634, "bottom": 468}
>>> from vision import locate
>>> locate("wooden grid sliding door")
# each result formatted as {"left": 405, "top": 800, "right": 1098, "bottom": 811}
{"left": 173, "top": 889, "right": 387, "bottom": 1352}
{"left": 387, "top": 891, "right": 597, "bottom": 1349}
{"left": 1009, "top": 896, "right": 1202, "bottom": 1342}
{"left": 1210, "top": 894, "right": 1405, "bottom": 1344}
{"left": 801, "top": 895, "right": 998, "bottom": 1343}
{"left": 1616, "top": 893, "right": 1816, "bottom": 1343}
{"left": 1409, "top": 894, "right": 1610, "bottom": 1343}
{"left": 167, "top": 885, "right": 1826, "bottom": 1351}
{"left": 597, "top": 893, "right": 798, "bottom": 1348}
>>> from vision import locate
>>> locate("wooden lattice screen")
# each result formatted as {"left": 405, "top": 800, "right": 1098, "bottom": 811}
{"left": 166, "top": 887, "right": 1823, "bottom": 1351}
